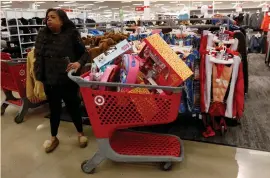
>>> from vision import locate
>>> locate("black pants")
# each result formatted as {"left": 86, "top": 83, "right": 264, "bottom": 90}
{"left": 44, "top": 82, "right": 83, "bottom": 136}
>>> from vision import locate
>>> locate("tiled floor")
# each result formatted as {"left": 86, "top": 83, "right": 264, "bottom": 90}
{"left": 1, "top": 105, "right": 270, "bottom": 178}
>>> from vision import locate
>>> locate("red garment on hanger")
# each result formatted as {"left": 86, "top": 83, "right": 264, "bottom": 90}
{"left": 261, "top": 13, "right": 270, "bottom": 32}
{"left": 199, "top": 34, "right": 208, "bottom": 113}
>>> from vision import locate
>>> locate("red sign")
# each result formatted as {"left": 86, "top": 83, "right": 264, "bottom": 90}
{"left": 135, "top": 6, "right": 144, "bottom": 11}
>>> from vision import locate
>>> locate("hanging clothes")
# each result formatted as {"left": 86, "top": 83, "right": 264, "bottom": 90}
{"left": 261, "top": 13, "right": 270, "bottom": 32}
{"left": 249, "top": 12, "right": 264, "bottom": 30}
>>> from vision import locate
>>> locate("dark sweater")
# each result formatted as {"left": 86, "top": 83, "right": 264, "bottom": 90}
{"left": 34, "top": 27, "right": 89, "bottom": 85}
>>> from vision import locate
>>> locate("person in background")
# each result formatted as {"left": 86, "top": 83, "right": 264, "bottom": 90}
{"left": 34, "top": 8, "right": 90, "bottom": 153}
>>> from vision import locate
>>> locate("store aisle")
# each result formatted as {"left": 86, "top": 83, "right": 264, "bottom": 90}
{"left": 1, "top": 106, "right": 270, "bottom": 178}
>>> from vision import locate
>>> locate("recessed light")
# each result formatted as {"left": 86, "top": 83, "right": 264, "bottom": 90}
{"left": 1, "top": 5, "right": 11, "bottom": 7}
{"left": 86, "top": 4, "right": 94, "bottom": 6}
{"left": 112, "top": 8, "right": 119, "bottom": 9}
{"left": 103, "top": 11, "right": 112, "bottom": 14}
{"left": 133, "top": 4, "right": 143, "bottom": 6}
{"left": 121, "top": 1, "right": 132, "bottom": 3}
{"left": 155, "top": 4, "right": 164, "bottom": 6}
{"left": 64, "top": 1, "right": 75, "bottom": 4}
{"left": 78, "top": 6, "right": 86, "bottom": 9}
{"left": 94, "top": 1, "right": 104, "bottom": 3}
{"left": 99, "top": 6, "right": 108, "bottom": 8}
{"left": 122, "top": 6, "right": 130, "bottom": 8}
{"left": 36, "top": 2, "right": 45, "bottom": 4}
{"left": 2, "top": 1, "right": 12, "bottom": 4}
{"left": 169, "top": 1, "right": 178, "bottom": 3}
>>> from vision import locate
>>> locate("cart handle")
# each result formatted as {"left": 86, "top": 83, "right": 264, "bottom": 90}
{"left": 68, "top": 69, "right": 182, "bottom": 93}
{"left": 1, "top": 59, "right": 26, "bottom": 65}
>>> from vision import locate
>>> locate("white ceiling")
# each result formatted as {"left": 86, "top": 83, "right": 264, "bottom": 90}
{"left": 1, "top": 1, "right": 270, "bottom": 16}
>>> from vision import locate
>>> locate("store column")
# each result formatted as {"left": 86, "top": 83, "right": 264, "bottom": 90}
{"left": 143, "top": 0, "right": 150, "bottom": 20}
{"left": 29, "top": 3, "right": 37, "bottom": 10}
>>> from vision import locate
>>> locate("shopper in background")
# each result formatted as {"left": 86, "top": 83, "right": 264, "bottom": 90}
{"left": 34, "top": 8, "right": 90, "bottom": 153}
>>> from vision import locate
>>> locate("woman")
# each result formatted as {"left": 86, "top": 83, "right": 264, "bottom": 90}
{"left": 34, "top": 8, "right": 90, "bottom": 153}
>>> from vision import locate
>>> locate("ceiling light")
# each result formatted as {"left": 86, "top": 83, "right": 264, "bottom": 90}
{"left": 92, "top": 8, "right": 99, "bottom": 10}
{"left": 122, "top": 6, "right": 130, "bottom": 8}
{"left": 99, "top": 6, "right": 108, "bottom": 8}
{"left": 1, "top": 5, "right": 11, "bottom": 7}
{"left": 169, "top": 1, "right": 178, "bottom": 3}
{"left": 104, "top": 9, "right": 112, "bottom": 11}
{"left": 112, "top": 8, "right": 119, "bottom": 9}
{"left": 192, "top": 1, "right": 202, "bottom": 4}
{"left": 78, "top": 6, "right": 86, "bottom": 9}
{"left": 94, "top": 1, "right": 104, "bottom": 3}
{"left": 2, "top": 1, "right": 12, "bottom": 4}
{"left": 258, "top": 2, "right": 267, "bottom": 7}
{"left": 64, "top": 1, "right": 75, "bottom": 3}
{"left": 86, "top": 4, "right": 94, "bottom": 6}
{"left": 35, "top": 2, "right": 45, "bottom": 4}
{"left": 103, "top": 11, "right": 112, "bottom": 14}
{"left": 121, "top": 1, "right": 132, "bottom": 3}
{"left": 133, "top": 4, "right": 143, "bottom": 6}
{"left": 155, "top": 4, "right": 164, "bottom": 6}
{"left": 35, "top": 5, "right": 40, "bottom": 6}
{"left": 213, "top": 2, "right": 223, "bottom": 4}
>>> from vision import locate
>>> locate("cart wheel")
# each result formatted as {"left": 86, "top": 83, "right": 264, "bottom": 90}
{"left": 159, "top": 162, "right": 173, "bottom": 171}
{"left": 221, "top": 126, "right": 225, "bottom": 136}
{"left": 14, "top": 114, "right": 24, "bottom": 124}
{"left": 1, "top": 103, "right": 8, "bottom": 116}
{"left": 81, "top": 160, "right": 95, "bottom": 174}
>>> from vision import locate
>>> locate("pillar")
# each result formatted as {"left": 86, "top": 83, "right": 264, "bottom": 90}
{"left": 143, "top": 0, "right": 150, "bottom": 20}
{"left": 29, "top": 3, "right": 37, "bottom": 10}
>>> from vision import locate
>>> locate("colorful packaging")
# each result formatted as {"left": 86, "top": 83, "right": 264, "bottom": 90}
{"left": 99, "top": 65, "right": 120, "bottom": 91}
{"left": 141, "top": 34, "right": 193, "bottom": 87}
{"left": 93, "top": 39, "right": 132, "bottom": 69}
{"left": 120, "top": 54, "right": 140, "bottom": 92}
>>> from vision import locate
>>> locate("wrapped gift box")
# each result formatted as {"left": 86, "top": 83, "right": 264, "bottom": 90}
{"left": 141, "top": 34, "right": 193, "bottom": 87}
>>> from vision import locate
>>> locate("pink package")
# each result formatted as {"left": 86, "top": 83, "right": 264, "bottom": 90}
{"left": 99, "top": 65, "right": 118, "bottom": 91}
{"left": 120, "top": 54, "right": 140, "bottom": 92}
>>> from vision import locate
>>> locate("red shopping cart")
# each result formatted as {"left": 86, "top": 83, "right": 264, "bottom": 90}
{"left": 1, "top": 53, "right": 46, "bottom": 123}
{"left": 68, "top": 69, "right": 184, "bottom": 174}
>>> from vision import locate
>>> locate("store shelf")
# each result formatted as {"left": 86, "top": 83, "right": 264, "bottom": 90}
{"left": 21, "top": 42, "right": 35, "bottom": 45}
{"left": 8, "top": 25, "right": 45, "bottom": 28}
{"left": 20, "top": 33, "right": 38, "bottom": 36}
{"left": 9, "top": 33, "right": 38, "bottom": 37}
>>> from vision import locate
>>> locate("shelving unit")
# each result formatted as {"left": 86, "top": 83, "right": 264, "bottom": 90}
{"left": 3, "top": 9, "right": 45, "bottom": 58}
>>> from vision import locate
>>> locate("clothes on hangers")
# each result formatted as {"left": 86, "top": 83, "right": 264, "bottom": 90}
{"left": 248, "top": 35, "right": 263, "bottom": 53}
{"left": 249, "top": 12, "right": 264, "bottom": 30}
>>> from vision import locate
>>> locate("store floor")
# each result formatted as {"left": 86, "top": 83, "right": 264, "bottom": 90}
{"left": 1, "top": 106, "right": 270, "bottom": 178}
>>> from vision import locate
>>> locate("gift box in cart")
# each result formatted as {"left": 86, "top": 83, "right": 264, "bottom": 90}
{"left": 68, "top": 69, "right": 184, "bottom": 174}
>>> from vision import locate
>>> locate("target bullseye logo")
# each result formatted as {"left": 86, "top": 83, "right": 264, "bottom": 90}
{"left": 19, "top": 69, "right": 25, "bottom": 76}
{"left": 94, "top": 95, "right": 105, "bottom": 106}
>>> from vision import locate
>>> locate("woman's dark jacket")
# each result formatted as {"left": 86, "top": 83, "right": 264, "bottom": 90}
{"left": 34, "top": 26, "right": 89, "bottom": 85}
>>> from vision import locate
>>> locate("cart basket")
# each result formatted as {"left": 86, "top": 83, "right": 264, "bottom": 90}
{"left": 68, "top": 69, "right": 182, "bottom": 138}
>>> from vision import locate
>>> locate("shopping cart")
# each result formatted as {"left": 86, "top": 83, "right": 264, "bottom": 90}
{"left": 68, "top": 69, "right": 184, "bottom": 174}
{"left": 1, "top": 54, "right": 46, "bottom": 123}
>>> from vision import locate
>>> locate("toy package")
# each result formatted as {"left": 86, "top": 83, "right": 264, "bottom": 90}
{"left": 93, "top": 39, "right": 132, "bottom": 70}
{"left": 139, "top": 34, "right": 193, "bottom": 87}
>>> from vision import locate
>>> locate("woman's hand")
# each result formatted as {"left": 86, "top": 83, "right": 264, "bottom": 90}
{"left": 66, "top": 62, "right": 81, "bottom": 72}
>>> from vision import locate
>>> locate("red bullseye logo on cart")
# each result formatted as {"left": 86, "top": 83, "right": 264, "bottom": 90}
{"left": 94, "top": 95, "right": 105, "bottom": 106}
{"left": 19, "top": 69, "right": 25, "bottom": 76}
